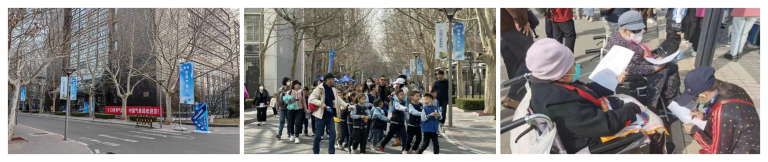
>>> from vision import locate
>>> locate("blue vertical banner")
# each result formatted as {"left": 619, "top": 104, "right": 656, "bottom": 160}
{"left": 407, "top": 69, "right": 411, "bottom": 79}
{"left": 328, "top": 49, "right": 336, "bottom": 73}
{"left": 180, "top": 62, "right": 195, "bottom": 104}
{"left": 83, "top": 102, "right": 90, "bottom": 114}
{"left": 192, "top": 102, "right": 210, "bottom": 133}
{"left": 417, "top": 59, "right": 423, "bottom": 75}
{"left": 452, "top": 22, "right": 466, "bottom": 60}
{"left": 20, "top": 87, "right": 26, "bottom": 101}
{"left": 69, "top": 78, "right": 77, "bottom": 100}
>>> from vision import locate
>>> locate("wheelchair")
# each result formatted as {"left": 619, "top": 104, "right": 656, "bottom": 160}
{"left": 502, "top": 73, "right": 658, "bottom": 154}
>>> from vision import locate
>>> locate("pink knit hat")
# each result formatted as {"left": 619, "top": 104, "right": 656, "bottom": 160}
{"left": 525, "top": 38, "right": 575, "bottom": 81}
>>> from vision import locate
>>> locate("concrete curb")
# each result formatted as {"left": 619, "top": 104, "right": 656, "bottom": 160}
{"left": 442, "top": 127, "right": 490, "bottom": 154}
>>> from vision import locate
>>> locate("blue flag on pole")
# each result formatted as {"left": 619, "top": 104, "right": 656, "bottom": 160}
{"left": 328, "top": 49, "right": 336, "bottom": 73}
{"left": 192, "top": 102, "right": 210, "bottom": 133}
{"left": 180, "top": 62, "right": 195, "bottom": 104}
{"left": 452, "top": 22, "right": 466, "bottom": 60}
{"left": 20, "top": 87, "right": 26, "bottom": 101}
{"left": 69, "top": 78, "right": 77, "bottom": 100}
{"left": 417, "top": 59, "right": 423, "bottom": 75}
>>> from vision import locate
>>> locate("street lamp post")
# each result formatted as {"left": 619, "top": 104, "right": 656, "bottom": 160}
{"left": 442, "top": 8, "right": 460, "bottom": 128}
{"left": 62, "top": 67, "right": 76, "bottom": 140}
{"left": 158, "top": 79, "right": 165, "bottom": 129}
{"left": 304, "top": 50, "right": 313, "bottom": 85}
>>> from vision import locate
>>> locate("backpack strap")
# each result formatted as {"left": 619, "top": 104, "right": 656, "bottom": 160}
{"left": 554, "top": 83, "right": 603, "bottom": 106}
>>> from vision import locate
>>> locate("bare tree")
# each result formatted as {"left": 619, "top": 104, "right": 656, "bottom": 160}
{"left": 8, "top": 8, "right": 73, "bottom": 140}
{"left": 473, "top": 8, "right": 496, "bottom": 114}
{"left": 69, "top": 9, "right": 110, "bottom": 117}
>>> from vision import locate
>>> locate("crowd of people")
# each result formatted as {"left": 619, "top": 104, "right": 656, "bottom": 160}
{"left": 502, "top": 8, "right": 760, "bottom": 154}
{"left": 247, "top": 70, "right": 452, "bottom": 154}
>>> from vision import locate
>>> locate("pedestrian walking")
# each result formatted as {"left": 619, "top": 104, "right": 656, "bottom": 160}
{"left": 583, "top": 8, "right": 595, "bottom": 22}
{"left": 417, "top": 93, "right": 441, "bottom": 154}
{"left": 344, "top": 92, "right": 357, "bottom": 152}
{"left": 285, "top": 80, "right": 306, "bottom": 144}
{"left": 500, "top": 8, "right": 534, "bottom": 110}
{"left": 253, "top": 83, "right": 270, "bottom": 126}
{"left": 378, "top": 79, "right": 409, "bottom": 154}
{"left": 550, "top": 8, "right": 577, "bottom": 53}
{"left": 404, "top": 92, "right": 426, "bottom": 154}
{"left": 350, "top": 95, "right": 371, "bottom": 154}
{"left": 727, "top": 8, "right": 759, "bottom": 62}
{"left": 275, "top": 77, "right": 291, "bottom": 140}
{"left": 309, "top": 73, "right": 349, "bottom": 154}
{"left": 303, "top": 87, "right": 312, "bottom": 136}
{"left": 370, "top": 99, "right": 388, "bottom": 151}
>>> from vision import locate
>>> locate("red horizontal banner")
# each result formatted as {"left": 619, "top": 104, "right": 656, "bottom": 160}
{"left": 105, "top": 106, "right": 164, "bottom": 117}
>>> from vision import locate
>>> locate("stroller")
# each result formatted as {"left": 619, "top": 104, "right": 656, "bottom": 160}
{"left": 501, "top": 74, "right": 667, "bottom": 154}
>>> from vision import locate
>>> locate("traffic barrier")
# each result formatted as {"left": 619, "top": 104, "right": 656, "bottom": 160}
{"left": 135, "top": 115, "right": 154, "bottom": 128}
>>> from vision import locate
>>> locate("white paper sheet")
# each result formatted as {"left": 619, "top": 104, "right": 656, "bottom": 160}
{"left": 588, "top": 46, "right": 635, "bottom": 91}
{"left": 668, "top": 101, "right": 708, "bottom": 130}
{"left": 644, "top": 50, "right": 683, "bottom": 65}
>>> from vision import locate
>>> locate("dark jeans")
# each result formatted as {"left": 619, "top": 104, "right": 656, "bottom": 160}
{"left": 347, "top": 124, "right": 354, "bottom": 148}
{"left": 552, "top": 19, "right": 576, "bottom": 53}
{"left": 418, "top": 132, "right": 439, "bottom": 154}
{"left": 379, "top": 124, "right": 407, "bottom": 151}
{"left": 405, "top": 126, "right": 422, "bottom": 151}
{"left": 438, "top": 99, "right": 448, "bottom": 124}
{"left": 338, "top": 121, "right": 350, "bottom": 147}
{"left": 311, "top": 116, "right": 317, "bottom": 134}
{"left": 272, "top": 107, "right": 278, "bottom": 115}
{"left": 500, "top": 30, "right": 533, "bottom": 100}
{"left": 256, "top": 107, "right": 267, "bottom": 122}
{"left": 287, "top": 110, "right": 303, "bottom": 137}
{"left": 302, "top": 114, "right": 310, "bottom": 134}
{"left": 352, "top": 128, "right": 368, "bottom": 153}
{"left": 277, "top": 109, "right": 287, "bottom": 136}
{"left": 313, "top": 113, "right": 336, "bottom": 154}
{"left": 545, "top": 18, "right": 554, "bottom": 38}
{"left": 371, "top": 128, "right": 385, "bottom": 148}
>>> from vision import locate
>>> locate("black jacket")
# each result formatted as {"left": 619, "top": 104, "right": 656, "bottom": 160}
{"left": 433, "top": 79, "right": 449, "bottom": 101}
{"left": 529, "top": 77, "right": 640, "bottom": 153}
{"left": 691, "top": 86, "right": 759, "bottom": 154}
{"left": 253, "top": 89, "right": 270, "bottom": 106}
{"left": 378, "top": 84, "right": 391, "bottom": 104}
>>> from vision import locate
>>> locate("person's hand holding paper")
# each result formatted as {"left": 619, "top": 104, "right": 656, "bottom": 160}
{"left": 588, "top": 46, "right": 635, "bottom": 92}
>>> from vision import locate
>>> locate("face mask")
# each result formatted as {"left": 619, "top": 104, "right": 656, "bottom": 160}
{"left": 630, "top": 33, "right": 643, "bottom": 43}
{"left": 571, "top": 63, "right": 581, "bottom": 82}
{"left": 366, "top": 82, "right": 373, "bottom": 86}
{"left": 259, "top": 86, "right": 264, "bottom": 90}
{"left": 286, "top": 81, "right": 291, "bottom": 86}
{"left": 411, "top": 84, "right": 416, "bottom": 88}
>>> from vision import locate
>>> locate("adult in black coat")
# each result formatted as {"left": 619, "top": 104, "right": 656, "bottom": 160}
{"left": 253, "top": 83, "right": 270, "bottom": 125}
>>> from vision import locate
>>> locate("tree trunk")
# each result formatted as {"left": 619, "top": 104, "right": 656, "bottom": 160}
{"left": 456, "top": 60, "right": 464, "bottom": 98}
{"left": 121, "top": 97, "right": 129, "bottom": 120}
{"left": 483, "top": 60, "right": 496, "bottom": 114}
{"left": 8, "top": 84, "right": 21, "bottom": 141}
{"left": 164, "top": 91, "right": 173, "bottom": 124}
{"left": 290, "top": 28, "right": 300, "bottom": 78}
{"left": 89, "top": 92, "right": 94, "bottom": 117}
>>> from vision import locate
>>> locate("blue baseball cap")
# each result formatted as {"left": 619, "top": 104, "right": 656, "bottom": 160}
{"left": 676, "top": 66, "right": 716, "bottom": 106}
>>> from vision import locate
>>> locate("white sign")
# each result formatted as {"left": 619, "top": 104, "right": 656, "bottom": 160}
{"left": 60, "top": 76, "right": 68, "bottom": 100}
{"left": 588, "top": 46, "right": 634, "bottom": 92}
{"left": 435, "top": 22, "right": 448, "bottom": 60}
{"left": 410, "top": 59, "right": 416, "bottom": 73}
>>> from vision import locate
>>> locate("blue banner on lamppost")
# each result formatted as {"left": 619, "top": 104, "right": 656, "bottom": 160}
{"left": 69, "top": 78, "right": 77, "bottom": 100}
{"left": 328, "top": 49, "right": 336, "bottom": 73}
{"left": 20, "top": 87, "right": 26, "bottom": 102}
{"left": 192, "top": 102, "right": 210, "bottom": 133}
{"left": 417, "top": 59, "right": 423, "bottom": 75}
{"left": 180, "top": 62, "right": 195, "bottom": 104}
{"left": 452, "top": 22, "right": 466, "bottom": 60}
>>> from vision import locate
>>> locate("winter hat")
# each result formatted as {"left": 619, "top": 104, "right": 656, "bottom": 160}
{"left": 525, "top": 38, "right": 575, "bottom": 81}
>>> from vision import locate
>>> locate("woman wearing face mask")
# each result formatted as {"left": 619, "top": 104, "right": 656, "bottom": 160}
{"left": 606, "top": 10, "right": 681, "bottom": 114}
{"left": 253, "top": 83, "right": 270, "bottom": 126}
{"left": 527, "top": 39, "right": 653, "bottom": 154}
{"left": 677, "top": 66, "right": 759, "bottom": 154}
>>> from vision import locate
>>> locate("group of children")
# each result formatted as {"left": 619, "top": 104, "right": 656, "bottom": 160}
{"left": 334, "top": 86, "right": 442, "bottom": 154}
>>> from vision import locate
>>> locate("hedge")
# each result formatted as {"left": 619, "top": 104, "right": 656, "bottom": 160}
{"left": 129, "top": 116, "right": 158, "bottom": 122}
{"left": 94, "top": 113, "right": 116, "bottom": 119}
{"left": 244, "top": 99, "right": 254, "bottom": 109}
{"left": 229, "top": 96, "right": 240, "bottom": 118}
{"left": 71, "top": 112, "right": 88, "bottom": 117}
{"left": 451, "top": 95, "right": 485, "bottom": 104}
{"left": 31, "top": 110, "right": 39, "bottom": 113}
{"left": 54, "top": 111, "right": 66, "bottom": 115}
{"left": 21, "top": 110, "right": 30, "bottom": 113}
{"left": 456, "top": 98, "right": 484, "bottom": 111}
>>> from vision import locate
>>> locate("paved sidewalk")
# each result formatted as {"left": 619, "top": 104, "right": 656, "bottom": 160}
{"left": 443, "top": 106, "right": 497, "bottom": 154}
{"left": 9, "top": 125, "right": 92, "bottom": 154}
{"left": 23, "top": 113, "right": 239, "bottom": 135}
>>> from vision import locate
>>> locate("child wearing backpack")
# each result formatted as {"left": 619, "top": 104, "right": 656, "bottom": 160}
{"left": 417, "top": 93, "right": 442, "bottom": 154}
{"left": 369, "top": 99, "right": 388, "bottom": 151}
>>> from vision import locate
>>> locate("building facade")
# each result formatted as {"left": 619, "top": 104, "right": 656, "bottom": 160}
{"left": 244, "top": 8, "right": 304, "bottom": 95}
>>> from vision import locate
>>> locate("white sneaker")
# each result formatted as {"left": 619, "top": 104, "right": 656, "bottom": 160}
{"left": 335, "top": 144, "right": 340, "bottom": 149}
{"left": 289, "top": 136, "right": 294, "bottom": 141}
{"left": 648, "top": 19, "right": 656, "bottom": 24}
{"left": 402, "top": 150, "right": 409, "bottom": 154}
{"left": 294, "top": 137, "right": 300, "bottom": 144}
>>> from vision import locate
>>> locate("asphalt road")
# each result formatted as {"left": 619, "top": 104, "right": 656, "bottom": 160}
{"left": 16, "top": 113, "right": 239, "bottom": 154}
{"left": 243, "top": 112, "right": 481, "bottom": 154}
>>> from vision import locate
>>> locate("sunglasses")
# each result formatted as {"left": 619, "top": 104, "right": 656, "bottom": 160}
{"left": 628, "top": 29, "right": 643, "bottom": 34}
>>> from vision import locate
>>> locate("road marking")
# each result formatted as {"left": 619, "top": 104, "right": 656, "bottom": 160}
{"left": 80, "top": 137, "right": 120, "bottom": 147}
{"left": 143, "top": 129, "right": 183, "bottom": 135}
{"left": 116, "top": 132, "right": 155, "bottom": 139}
{"left": 129, "top": 131, "right": 167, "bottom": 137}
{"left": 99, "top": 134, "right": 138, "bottom": 142}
